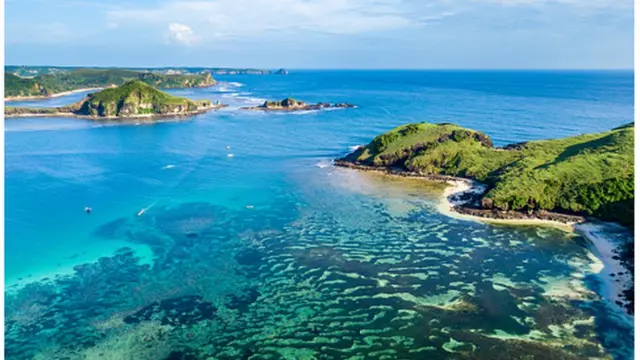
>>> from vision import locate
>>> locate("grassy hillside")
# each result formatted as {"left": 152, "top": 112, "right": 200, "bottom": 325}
{"left": 78, "top": 80, "right": 212, "bottom": 117}
{"left": 4, "top": 73, "right": 43, "bottom": 97}
{"left": 343, "top": 122, "right": 634, "bottom": 227}
{"left": 5, "top": 69, "right": 216, "bottom": 98}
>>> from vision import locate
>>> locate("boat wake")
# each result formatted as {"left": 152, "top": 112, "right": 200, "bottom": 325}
{"left": 137, "top": 200, "right": 159, "bottom": 217}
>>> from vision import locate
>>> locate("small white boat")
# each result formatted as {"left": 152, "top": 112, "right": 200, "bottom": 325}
{"left": 137, "top": 209, "right": 145, "bottom": 216}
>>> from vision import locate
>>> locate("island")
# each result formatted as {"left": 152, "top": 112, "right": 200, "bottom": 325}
{"left": 335, "top": 121, "right": 635, "bottom": 313}
{"left": 5, "top": 65, "right": 278, "bottom": 78}
{"left": 241, "top": 97, "right": 355, "bottom": 111}
{"left": 275, "top": 68, "right": 289, "bottom": 75}
{"left": 5, "top": 80, "right": 225, "bottom": 120}
{"left": 336, "top": 122, "right": 633, "bottom": 226}
{"left": 4, "top": 68, "right": 216, "bottom": 100}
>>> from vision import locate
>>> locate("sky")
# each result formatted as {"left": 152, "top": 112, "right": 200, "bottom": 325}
{"left": 4, "top": 0, "right": 635, "bottom": 69}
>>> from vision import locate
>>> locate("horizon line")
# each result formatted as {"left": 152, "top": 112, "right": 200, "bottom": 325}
{"left": 4, "top": 65, "right": 634, "bottom": 72}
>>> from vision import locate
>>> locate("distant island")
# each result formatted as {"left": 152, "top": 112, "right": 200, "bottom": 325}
{"left": 336, "top": 122, "right": 634, "bottom": 228}
{"left": 4, "top": 68, "right": 216, "bottom": 100}
{"left": 5, "top": 80, "right": 225, "bottom": 120}
{"left": 241, "top": 97, "right": 355, "bottom": 111}
{"left": 5, "top": 65, "right": 286, "bottom": 78}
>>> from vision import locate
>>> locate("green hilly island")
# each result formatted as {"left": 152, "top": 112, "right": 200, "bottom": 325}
{"left": 5, "top": 80, "right": 220, "bottom": 119}
{"left": 337, "top": 122, "right": 634, "bottom": 227}
{"left": 4, "top": 68, "right": 216, "bottom": 99}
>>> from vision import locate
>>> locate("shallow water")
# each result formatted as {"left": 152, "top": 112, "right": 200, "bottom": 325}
{"left": 4, "top": 70, "right": 634, "bottom": 359}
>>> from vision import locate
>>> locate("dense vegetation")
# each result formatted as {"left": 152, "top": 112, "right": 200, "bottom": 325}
{"left": 343, "top": 122, "right": 634, "bottom": 227}
{"left": 6, "top": 80, "right": 213, "bottom": 118}
{"left": 4, "top": 73, "right": 42, "bottom": 97}
{"left": 4, "top": 69, "right": 215, "bottom": 98}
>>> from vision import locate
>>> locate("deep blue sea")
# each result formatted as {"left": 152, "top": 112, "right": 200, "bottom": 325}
{"left": 4, "top": 70, "right": 634, "bottom": 359}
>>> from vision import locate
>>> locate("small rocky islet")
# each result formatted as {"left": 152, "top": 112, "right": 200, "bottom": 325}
{"left": 241, "top": 97, "right": 356, "bottom": 111}
{"left": 4, "top": 80, "right": 225, "bottom": 120}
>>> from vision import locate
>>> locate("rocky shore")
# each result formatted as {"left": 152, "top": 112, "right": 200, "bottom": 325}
{"left": 334, "top": 159, "right": 585, "bottom": 224}
{"left": 241, "top": 97, "right": 355, "bottom": 111}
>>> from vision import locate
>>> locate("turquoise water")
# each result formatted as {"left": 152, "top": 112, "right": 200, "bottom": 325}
{"left": 4, "top": 71, "right": 634, "bottom": 359}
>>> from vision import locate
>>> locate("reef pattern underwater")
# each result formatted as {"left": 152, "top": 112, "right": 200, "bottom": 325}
{"left": 4, "top": 170, "right": 634, "bottom": 360}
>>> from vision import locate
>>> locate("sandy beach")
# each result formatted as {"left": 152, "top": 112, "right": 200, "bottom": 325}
{"left": 438, "top": 179, "right": 633, "bottom": 320}
{"left": 5, "top": 87, "right": 104, "bottom": 102}
{"left": 436, "top": 179, "right": 578, "bottom": 232}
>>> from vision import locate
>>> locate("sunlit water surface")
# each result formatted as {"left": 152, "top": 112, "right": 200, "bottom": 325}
{"left": 5, "top": 71, "right": 634, "bottom": 359}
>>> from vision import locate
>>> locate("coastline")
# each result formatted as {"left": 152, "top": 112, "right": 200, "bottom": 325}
{"left": 4, "top": 87, "right": 105, "bottom": 102}
{"left": 4, "top": 104, "right": 228, "bottom": 120}
{"left": 334, "top": 160, "right": 634, "bottom": 317}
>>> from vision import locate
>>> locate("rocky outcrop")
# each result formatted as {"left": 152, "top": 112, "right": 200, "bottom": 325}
{"left": 453, "top": 206, "right": 585, "bottom": 224}
{"left": 241, "top": 98, "right": 356, "bottom": 111}
{"left": 275, "top": 68, "right": 289, "bottom": 75}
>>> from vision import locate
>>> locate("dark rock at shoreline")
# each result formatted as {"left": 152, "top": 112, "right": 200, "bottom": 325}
{"left": 333, "top": 160, "right": 458, "bottom": 183}
{"left": 453, "top": 206, "right": 585, "bottom": 224}
{"left": 240, "top": 97, "right": 356, "bottom": 111}
{"left": 334, "top": 159, "right": 585, "bottom": 224}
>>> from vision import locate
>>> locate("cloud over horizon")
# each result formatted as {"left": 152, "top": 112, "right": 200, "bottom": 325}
{"left": 4, "top": 0, "right": 634, "bottom": 68}
{"left": 168, "top": 23, "right": 198, "bottom": 45}
{"left": 106, "top": 0, "right": 428, "bottom": 42}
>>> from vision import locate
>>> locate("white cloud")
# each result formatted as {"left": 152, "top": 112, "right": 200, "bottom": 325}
{"left": 103, "top": 0, "right": 631, "bottom": 46}
{"left": 106, "top": 0, "right": 432, "bottom": 42}
{"left": 168, "top": 22, "right": 197, "bottom": 45}
{"left": 471, "top": 0, "right": 631, "bottom": 8}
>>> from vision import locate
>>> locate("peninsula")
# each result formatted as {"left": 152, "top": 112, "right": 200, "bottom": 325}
{"left": 5, "top": 68, "right": 216, "bottom": 100}
{"left": 5, "top": 80, "right": 225, "bottom": 120}
{"left": 335, "top": 121, "right": 635, "bottom": 313}
{"left": 336, "top": 122, "right": 633, "bottom": 226}
{"left": 241, "top": 97, "right": 355, "bottom": 111}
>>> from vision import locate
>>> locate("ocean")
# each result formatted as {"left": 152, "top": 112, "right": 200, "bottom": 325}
{"left": 4, "top": 70, "right": 634, "bottom": 359}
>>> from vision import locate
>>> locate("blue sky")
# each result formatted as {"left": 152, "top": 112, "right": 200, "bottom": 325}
{"left": 5, "top": 0, "right": 634, "bottom": 69}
